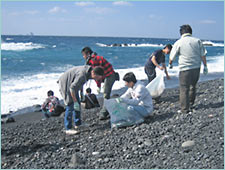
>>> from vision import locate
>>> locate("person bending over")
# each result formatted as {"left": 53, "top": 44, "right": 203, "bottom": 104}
{"left": 81, "top": 47, "right": 117, "bottom": 120}
{"left": 58, "top": 65, "right": 104, "bottom": 135}
{"left": 144, "top": 44, "right": 172, "bottom": 83}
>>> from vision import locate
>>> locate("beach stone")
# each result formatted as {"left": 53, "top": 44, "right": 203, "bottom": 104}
{"left": 1, "top": 78, "right": 224, "bottom": 169}
{"left": 137, "top": 138, "right": 144, "bottom": 144}
{"left": 132, "top": 145, "right": 138, "bottom": 151}
{"left": 208, "top": 114, "right": 214, "bottom": 118}
{"left": 33, "top": 104, "right": 42, "bottom": 112}
{"left": 92, "top": 152, "right": 99, "bottom": 156}
{"left": 161, "top": 135, "right": 170, "bottom": 142}
{"left": 1, "top": 113, "right": 11, "bottom": 119}
{"left": 134, "top": 127, "right": 139, "bottom": 133}
{"left": 144, "top": 140, "right": 152, "bottom": 146}
{"left": 182, "top": 140, "right": 195, "bottom": 148}
{"left": 104, "top": 158, "right": 110, "bottom": 163}
{"left": 1, "top": 116, "right": 15, "bottom": 124}
{"left": 140, "top": 124, "right": 148, "bottom": 129}
{"left": 69, "top": 153, "right": 85, "bottom": 167}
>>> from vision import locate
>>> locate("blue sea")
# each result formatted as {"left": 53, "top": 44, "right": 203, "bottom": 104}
{"left": 1, "top": 35, "right": 224, "bottom": 115}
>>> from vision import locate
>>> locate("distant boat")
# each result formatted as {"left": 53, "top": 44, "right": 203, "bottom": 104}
{"left": 26, "top": 32, "right": 34, "bottom": 36}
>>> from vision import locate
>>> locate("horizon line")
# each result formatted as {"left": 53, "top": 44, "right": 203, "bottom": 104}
{"left": 1, "top": 34, "right": 224, "bottom": 42}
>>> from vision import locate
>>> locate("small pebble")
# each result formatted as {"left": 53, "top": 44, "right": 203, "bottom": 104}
{"left": 182, "top": 140, "right": 195, "bottom": 148}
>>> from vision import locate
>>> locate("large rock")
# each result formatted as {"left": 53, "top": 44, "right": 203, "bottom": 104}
{"left": 1, "top": 114, "right": 15, "bottom": 124}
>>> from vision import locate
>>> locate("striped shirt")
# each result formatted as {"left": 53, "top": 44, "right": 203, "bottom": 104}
{"left": 86, "top": 54, "right": 115, "bottom": 87}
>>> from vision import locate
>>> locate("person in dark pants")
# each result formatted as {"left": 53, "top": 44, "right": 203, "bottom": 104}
{"left": 144, "top": 44, "right": 172, "bottom": 83}
{"left": 169, "top": 24, "right": 208, "bottom": 114}
{"left": 83, "top": 88, "right": 100, "bottom": 109}
{"left": 81, "top": 47, "right": 116, "bottom": 120}
{"left": 144, "top": 44, "right": 172, "bottom": 102}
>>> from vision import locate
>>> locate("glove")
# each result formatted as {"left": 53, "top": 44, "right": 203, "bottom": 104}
{"left": 74, "top": 102, "right": 80, "bottom": 111}
{"left": 168, "top": 63, "right": 173, "bottom": 69}
{"left": 116, "top": 98, "right": 123, "bottom": 103}
{"left": 203, "top": 66, "right": 208, "bottom": 75}
{"left": 97, "top": 87, "right": 101, "bottom": 94}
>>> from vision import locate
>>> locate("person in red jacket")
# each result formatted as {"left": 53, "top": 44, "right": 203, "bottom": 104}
{"left": 81, "top": 47, "right": 117, "bottom": 120}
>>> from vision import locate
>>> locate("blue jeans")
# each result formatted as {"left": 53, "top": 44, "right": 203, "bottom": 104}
{"left": 64, "top": 102, "right": 81, "bottom": 130}
{"left": 127, "top": 105, "right": 149, "bottom": 118}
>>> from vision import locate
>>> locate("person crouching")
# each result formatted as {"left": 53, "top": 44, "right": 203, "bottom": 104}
{"left": 116, "top": 72, "right": 153, "bottom": 118}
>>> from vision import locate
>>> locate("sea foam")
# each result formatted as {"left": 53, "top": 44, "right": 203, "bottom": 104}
{"left": 1, "top": 42, "right": 45, "bottom": 51}
{"left": 1, "top": 55, "right": 224, "bottom": 115}
{"left": 202, "top": 41, "right": 224, "bottom": 47}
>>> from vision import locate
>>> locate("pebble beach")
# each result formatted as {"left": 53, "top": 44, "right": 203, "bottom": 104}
{"left": 1, "top": 78, "right": 224, "bottom": 169}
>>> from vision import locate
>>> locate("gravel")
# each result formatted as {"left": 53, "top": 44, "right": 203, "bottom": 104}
{"left": 1, "top": 78, "right": 224, "bottom": 169}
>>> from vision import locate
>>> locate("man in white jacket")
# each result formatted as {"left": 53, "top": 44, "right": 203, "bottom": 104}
{"left": 116, "top": 72, "right": 153, "bottom": 118}
{"left": 169, "top": 24, "right": 208, "bottom": 113}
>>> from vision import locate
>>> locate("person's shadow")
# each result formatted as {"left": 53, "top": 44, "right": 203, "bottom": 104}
{"left": 196, "top": 101, "right": 224, "bottom": 110}
{"left": 144, "top": 111, "right": 176, "bottom": 124}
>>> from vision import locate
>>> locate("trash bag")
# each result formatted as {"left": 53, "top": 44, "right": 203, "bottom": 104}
{"left": 146, "top": 70, "right": 165, "bottom": 98}
{"left": 105, "top": 99, "right": 144, "bottom": 128}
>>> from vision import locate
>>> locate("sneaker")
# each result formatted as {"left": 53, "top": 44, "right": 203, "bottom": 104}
{"left": 65, "top": 129, "right": 80, "bottom": 135}
{"left": 187, "top": 111, "right": 192, "bottom": 115}
{"left": 177, "top": 110, "right": 192, "bottom": 114}
{"left": 190, "top": 105, "right": 198, "bottom": 112}
{"left": 99, "top": 114, "right": 109, "bottom": 120}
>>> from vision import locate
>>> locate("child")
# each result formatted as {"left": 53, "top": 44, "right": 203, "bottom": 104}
{"left": 41, "top": 90, "right": 63, "bottom": 118}
{"left": 84, "top": 88, "right": 100, "bottom": 109}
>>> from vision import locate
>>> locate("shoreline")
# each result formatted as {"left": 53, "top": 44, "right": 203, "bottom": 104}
{"left": 1, "top": 78, "right": 224, "bottom": 169}
{"left": 2, "top": 72, "right": 224, "bottom": 117}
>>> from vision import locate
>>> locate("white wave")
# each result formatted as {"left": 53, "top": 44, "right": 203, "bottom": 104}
{"left": 1, "top": 73, "right": 62, "bottom": 115}
{"left": 202, "top": 41, "right": 224, "bottom": 47}
{"left": 135, "top": 43, "right": 164, "bottom": 47}
{"left": 6, "top": 38, "right": 13, "bottom": 41}
{"left": 96, "top": 43, "right": 108, "bottom": 47}
{"left": 96, "top": 43, "right": 164, "bottom": 48}
{"left": 1, "top": 42, "right": 45, "bottom": 51}
{"left": 1, "top": 55, "right": 224, "bottom": 115}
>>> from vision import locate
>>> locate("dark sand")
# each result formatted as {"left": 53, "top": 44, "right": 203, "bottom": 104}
{"left": 1, "top": 78, "right": 224, "bottom": 169}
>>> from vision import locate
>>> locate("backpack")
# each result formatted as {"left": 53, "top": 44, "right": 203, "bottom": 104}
{"left": 48, "top": 96, "right": 60, "bottom": 112}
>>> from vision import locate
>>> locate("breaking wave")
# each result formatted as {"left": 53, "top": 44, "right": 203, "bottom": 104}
{"left": 1, "top": 42, "right": 45, "bottom": 51}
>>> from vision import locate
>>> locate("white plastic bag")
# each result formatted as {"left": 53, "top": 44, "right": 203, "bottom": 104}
{"left": 146, "top": 70, "right": 165, "bottom": 98}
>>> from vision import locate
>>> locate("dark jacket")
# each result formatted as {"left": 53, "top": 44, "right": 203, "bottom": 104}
{"left": 84, "top": 93, "right": 100, "bottom": 109}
